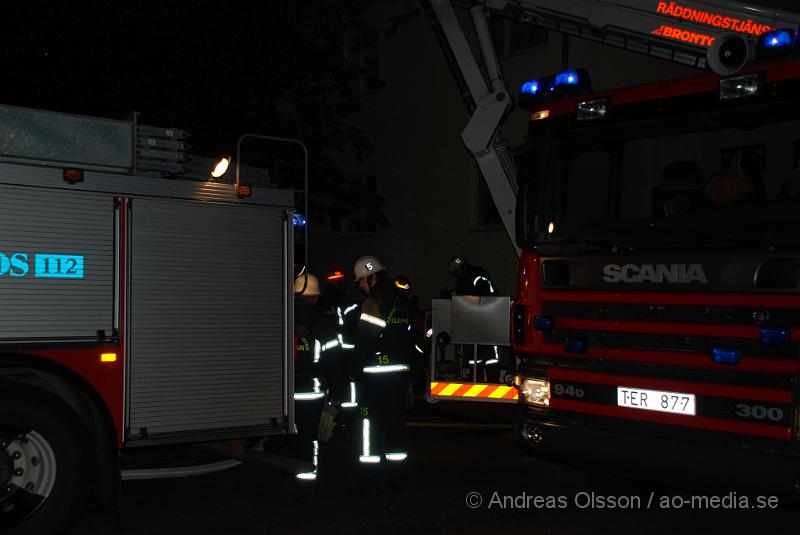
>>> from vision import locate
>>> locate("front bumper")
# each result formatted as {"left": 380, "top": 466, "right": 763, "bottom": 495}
{"left": 515, "top": 406, "right": 800, "bottom": 496}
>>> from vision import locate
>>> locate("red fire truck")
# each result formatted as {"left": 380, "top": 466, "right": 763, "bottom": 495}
{"left": 512, "top": 56, "right": 800, "bottom": 494}
{"left": 428, "top": 0, "right": 800, "bottom": 493}
{"left": 0, "top": 104, "right": 300, "bottom": 533}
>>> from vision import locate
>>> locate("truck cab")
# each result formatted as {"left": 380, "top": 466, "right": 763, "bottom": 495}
{"left": 512, "top": 58, "right": 800, "bottom": 493}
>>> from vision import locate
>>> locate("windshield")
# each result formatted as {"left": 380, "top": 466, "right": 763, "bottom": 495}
{"left": 530, "top": 116, "right": 800, "bottom": 252}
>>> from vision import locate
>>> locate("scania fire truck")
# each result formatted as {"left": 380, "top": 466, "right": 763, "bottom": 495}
{"left": 428, "top": 0, "right": 800, "bottom": 493}
{"left": 0, "top": 104, "right": 300, "bottom": 533}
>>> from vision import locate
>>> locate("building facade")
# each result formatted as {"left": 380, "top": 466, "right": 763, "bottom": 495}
{"left": 311, "top": 2, "right": 696, "bottom": 307}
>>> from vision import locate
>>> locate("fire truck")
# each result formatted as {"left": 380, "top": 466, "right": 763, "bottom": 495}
{"left": 0, "top": 104, "right": 302, "bottom": 533}
{"left": 428, "top": 0, "right": 800, "bottom": 493}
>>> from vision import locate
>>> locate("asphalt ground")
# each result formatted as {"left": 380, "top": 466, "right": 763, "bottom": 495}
{"left": 69, "top": 401, "right": 797, "bottom": 535}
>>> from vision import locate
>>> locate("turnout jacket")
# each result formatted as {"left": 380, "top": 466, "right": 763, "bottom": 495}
{"left": 354, "top": 279, "right": 413, "bottom": 374}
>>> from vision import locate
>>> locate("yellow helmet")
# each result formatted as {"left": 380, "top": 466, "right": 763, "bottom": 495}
{"left": 293, "top": 274, "right": 321, "bottom": 296}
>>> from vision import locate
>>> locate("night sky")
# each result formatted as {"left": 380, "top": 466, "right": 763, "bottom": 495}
{"left": 1, "top": 1, "right": 381, "bottom": 162}
{"left": 3, "top": 1, "right": 798, "bottom": 156}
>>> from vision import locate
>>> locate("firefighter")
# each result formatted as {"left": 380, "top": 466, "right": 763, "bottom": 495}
{"left": 318, "top": 268, "right": 360, "bottom": 413}
{"left": 447, "top": 256, "right": 500, "bottom": 381}
{"left": 352, "top": 256, "right": 412, "bottom": 491}
{"left": 448, "top": 256, "right": 496, "bottom": 296}
{"left": 293, "top": 273, "right": 340, "bottom": 500}
{"left": 394, "top": 275, "right": 426, "bottom": 407}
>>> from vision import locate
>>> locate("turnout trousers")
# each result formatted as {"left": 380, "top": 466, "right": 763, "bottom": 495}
{"left": 358, "top": 369, "right": 409, "bottom": 472}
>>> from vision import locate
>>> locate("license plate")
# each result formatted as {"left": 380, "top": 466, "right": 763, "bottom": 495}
{"left": 617, "top": 386, "right": 696, "bottom": 416}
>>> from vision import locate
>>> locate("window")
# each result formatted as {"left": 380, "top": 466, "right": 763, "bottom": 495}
{"left": 564, "top": 147, "right": 612, "bottom": 223}
{"left": 489, "top": 15, "right": 548, "bottom": 57}
{"left": 346, "top": 35, "right": 381, "bottom": 96}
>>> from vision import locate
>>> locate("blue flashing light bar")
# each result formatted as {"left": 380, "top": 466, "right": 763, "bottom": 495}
{"left": 533, "top": 316, "right": 554, "bottom": 332}
{"left": 759, "top": 29, "right": 794, "bottom": 48}
{"left": 521, "top": 80, "right": 539, "bottom": 95}
{"left": 564, "top": 338, "right": 586, "bottom": 354}
{"left": 293, "top": 213, "right": 307, "bottom": 228}
{"left": 760, "top": 327, "right": 790, "bottom": 344}
{"left": 711, "top": 348, "right": 740, "bottom": 365}
{"left": 555, "top": 70, "right": 580, "bottom": 86}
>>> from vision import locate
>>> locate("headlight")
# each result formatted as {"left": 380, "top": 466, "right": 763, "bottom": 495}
{"left": 519, "top": 377, "right": 550, "bottom": 407}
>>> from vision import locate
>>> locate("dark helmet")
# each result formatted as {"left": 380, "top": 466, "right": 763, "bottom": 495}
{"left": 448, "top": 256, "right": 466, "bottom": 276}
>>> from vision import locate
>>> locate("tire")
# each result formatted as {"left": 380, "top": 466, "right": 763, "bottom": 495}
{"left": 0, "top": 384, "right": 92, "bottom": 535}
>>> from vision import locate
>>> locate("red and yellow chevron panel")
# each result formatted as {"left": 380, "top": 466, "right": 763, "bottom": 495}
{"left": 430, "top": 381, "right": 518, "bottom": 401}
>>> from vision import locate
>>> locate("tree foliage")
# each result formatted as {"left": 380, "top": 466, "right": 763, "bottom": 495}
{"left": 0, "top": 0, "right": 419, "bottom": 226}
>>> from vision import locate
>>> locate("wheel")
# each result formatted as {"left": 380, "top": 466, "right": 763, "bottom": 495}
{"left": 0, "top": 384, "right": 92, "bottom": 535}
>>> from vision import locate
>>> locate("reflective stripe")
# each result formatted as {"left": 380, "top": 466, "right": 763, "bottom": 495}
{"left": 314, "top": 339, "right": 321, "bottom": 363}
{"left": 359, "top": 455, "right": 381, "bottom": 464}
{"left": 343, "top": 304, "right": 358, "bottom": 316}
{"left": 360, "top": 313, "right": 387, "bottom": 328}
{"left": 467, "top": 360, "right": 483, "bottom": 365}
{"left": 485, "top": 359, "right": 499, "bottom": 365}
{"left": 337, "top": 334, "right": 354, "bottom": 350}
{"left": 361, "top": 418, "right": 373, "bottom": 461}
{"left": 336, "top": 307, "right": 344, "bottom": 326}
{"left": 297, "top": 439, "right": 320, "bottom": 479}
{"left": 430, "top": 381, "right": 518, "bottom": 401}
{"left": 362, "top": 364, "right": 409, "bottom": 374}
{"left": 295, "top": 392, "right": 325, "bottom": 400}
{"left": 385, "top": 452, "right": 407, "bottom": 462}
{"left": 313, "top": 377, "right": 323, "bottom": 393}
{"left": 414, "top": 344, "right": 424, "bottom": 354}
{"left": 472, "top": 276, "right": 495, "bottom": 293}
{"left": 341, "top": 381, "right": 358, "bottom": 407}
{"left": 322, "top": 339, "right": 339, "bottom": 351}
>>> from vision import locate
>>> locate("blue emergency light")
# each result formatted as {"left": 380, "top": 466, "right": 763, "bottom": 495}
{"left": 555, "top": 69, "right": 590, "bottom": 93}
{"left": 759, "top": 327, "right": 790, "bottom": 344}
{"left": 711, "top": 347, "right": 740, "bottom": 365}
{"left": 518, "top": 70, "right": 590, "bottom": 111}
{"left": 533, "top": 315, "right": 554, "bottom": 331}
{"left": 758, "top": 29, "right": 794, "bottom": 49}
{"left": 293, "top": 213, "right": 307, "bottom": 228}
{"left": 521, "top": 80, "right": 540, "bottom": 95}
{"left": 555, "top": 70, "right": 580, "bottom": 86}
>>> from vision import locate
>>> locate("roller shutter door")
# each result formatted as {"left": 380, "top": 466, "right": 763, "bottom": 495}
{"left": 128, "top": 198, "right": 287, "bottom": 437}
{"left": 0, "top": 184, "right": 115, "bottom": 341}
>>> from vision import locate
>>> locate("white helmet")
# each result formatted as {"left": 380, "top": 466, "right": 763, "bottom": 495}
{"left": 293, "top": 274, "right": 321, "bottom": 296}
{"left": 353, "top": 256, "right": 385, "bottom": 281}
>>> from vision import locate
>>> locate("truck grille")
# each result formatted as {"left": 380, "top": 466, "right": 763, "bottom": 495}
{"left": 532, "top": 293, "right": 799, "bottom": 442}
{"left": 541, "top": 301, "right": 800, "bottom": 326}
